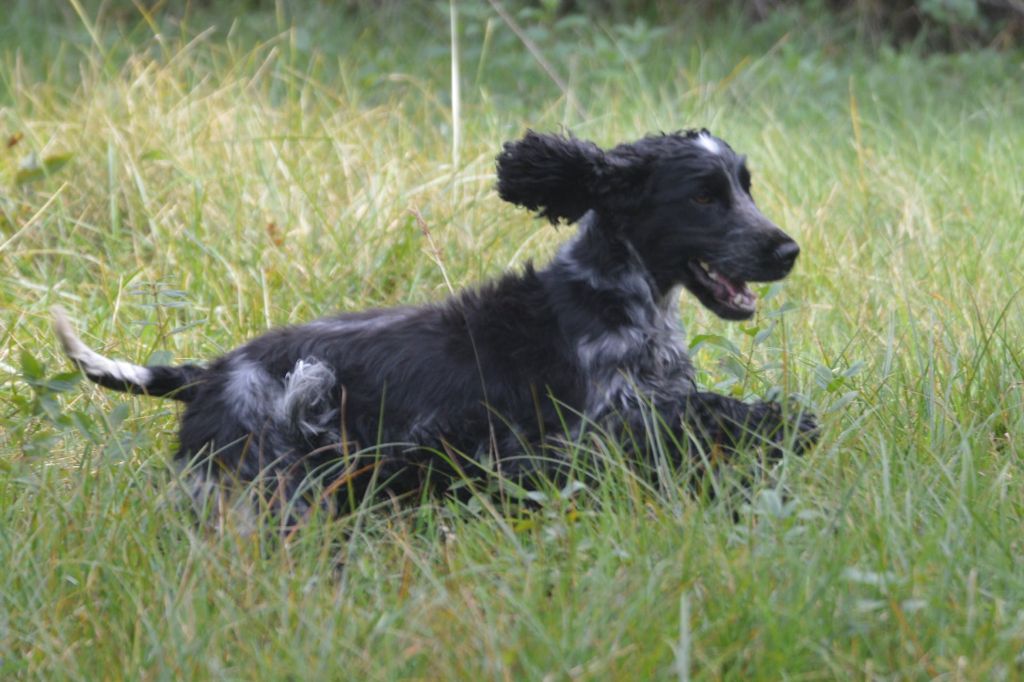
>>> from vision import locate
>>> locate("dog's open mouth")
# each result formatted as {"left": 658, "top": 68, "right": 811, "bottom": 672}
{"left": 686, "top": 260, "right": 757, "bottom": 319}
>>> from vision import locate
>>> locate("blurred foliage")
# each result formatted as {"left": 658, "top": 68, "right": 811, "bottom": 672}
{"left": 0, "top": 0, "right": 1019, "bottom": 51}
{"left": 544, "top": 0, "right": 1022, "bottom": 49}
{"left": 817, "top": 0, "right": 1022, "bottom": 49}
{"left": 353, "top": 0, "right": 1023, "bottom": 49}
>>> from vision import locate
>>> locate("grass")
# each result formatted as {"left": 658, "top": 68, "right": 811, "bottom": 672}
{"left": 1, "top": 1, "right": 1023, "bottom": 678}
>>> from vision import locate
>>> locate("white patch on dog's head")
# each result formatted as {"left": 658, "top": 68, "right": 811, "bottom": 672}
{"left": 696, "top": 132, "right": 721, "bottom": 155}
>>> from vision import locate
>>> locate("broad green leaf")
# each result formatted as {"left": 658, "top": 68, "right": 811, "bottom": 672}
{"left": 689, "top": 334, "right": 741, "bottom": 356}
{"left": 20, "top": 350, "right": 44, "bottom": 380}
{"left": 15, "top": 153, "right": 74, "bottom": 185}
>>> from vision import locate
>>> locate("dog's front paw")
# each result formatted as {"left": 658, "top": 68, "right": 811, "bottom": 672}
{"left": 748, "top": 399, "right": 818, "bottom": 459}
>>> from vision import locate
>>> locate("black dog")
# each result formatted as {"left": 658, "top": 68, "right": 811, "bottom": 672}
{"left": 55, "top": 129, "right": 817, "bottom": 516}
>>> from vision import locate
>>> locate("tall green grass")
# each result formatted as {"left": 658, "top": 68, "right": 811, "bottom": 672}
{"left": 1, "top": 2, "right": 1023, "bottom": 679}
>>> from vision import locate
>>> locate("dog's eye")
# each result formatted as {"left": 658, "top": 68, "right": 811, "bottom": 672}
{"left": 692, "top": 194, "right": 713, "bottom": 205}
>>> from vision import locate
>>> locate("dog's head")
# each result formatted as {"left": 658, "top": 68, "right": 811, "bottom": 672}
{"left": 496, "top": 129, "right": 800, "bottom": 320}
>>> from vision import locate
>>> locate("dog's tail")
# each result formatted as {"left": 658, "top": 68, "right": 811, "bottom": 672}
{"left": 52, "top": 306, "right": 204, "bottom": 402}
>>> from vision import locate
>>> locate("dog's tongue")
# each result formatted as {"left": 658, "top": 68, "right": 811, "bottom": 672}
{"left": 709, "top": 270, "right": 748, "bottom": 297}
{"left": 710, "top": 270, "right": 756, "bottom": 309}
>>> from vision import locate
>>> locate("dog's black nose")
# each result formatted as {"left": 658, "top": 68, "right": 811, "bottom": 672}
{"left": 773, "top": 240, "right": 800, "bottom": 269}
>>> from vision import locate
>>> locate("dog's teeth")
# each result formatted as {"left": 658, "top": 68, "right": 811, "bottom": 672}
{"left": 732, "top": 293, "right": 752, "bottom": 307}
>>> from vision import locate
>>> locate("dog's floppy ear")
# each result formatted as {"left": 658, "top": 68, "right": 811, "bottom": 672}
{"left": 496, "top": 131, "right": 606, "bottom": 225}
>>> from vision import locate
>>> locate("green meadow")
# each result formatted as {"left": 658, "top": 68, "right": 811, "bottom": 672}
{"left": 1, "top": 2, "right": 1023, "bottom": 678}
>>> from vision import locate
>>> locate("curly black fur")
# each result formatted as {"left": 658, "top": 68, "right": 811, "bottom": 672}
{"left": 56, "top": 129, "right": 818, "bottom": 517}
